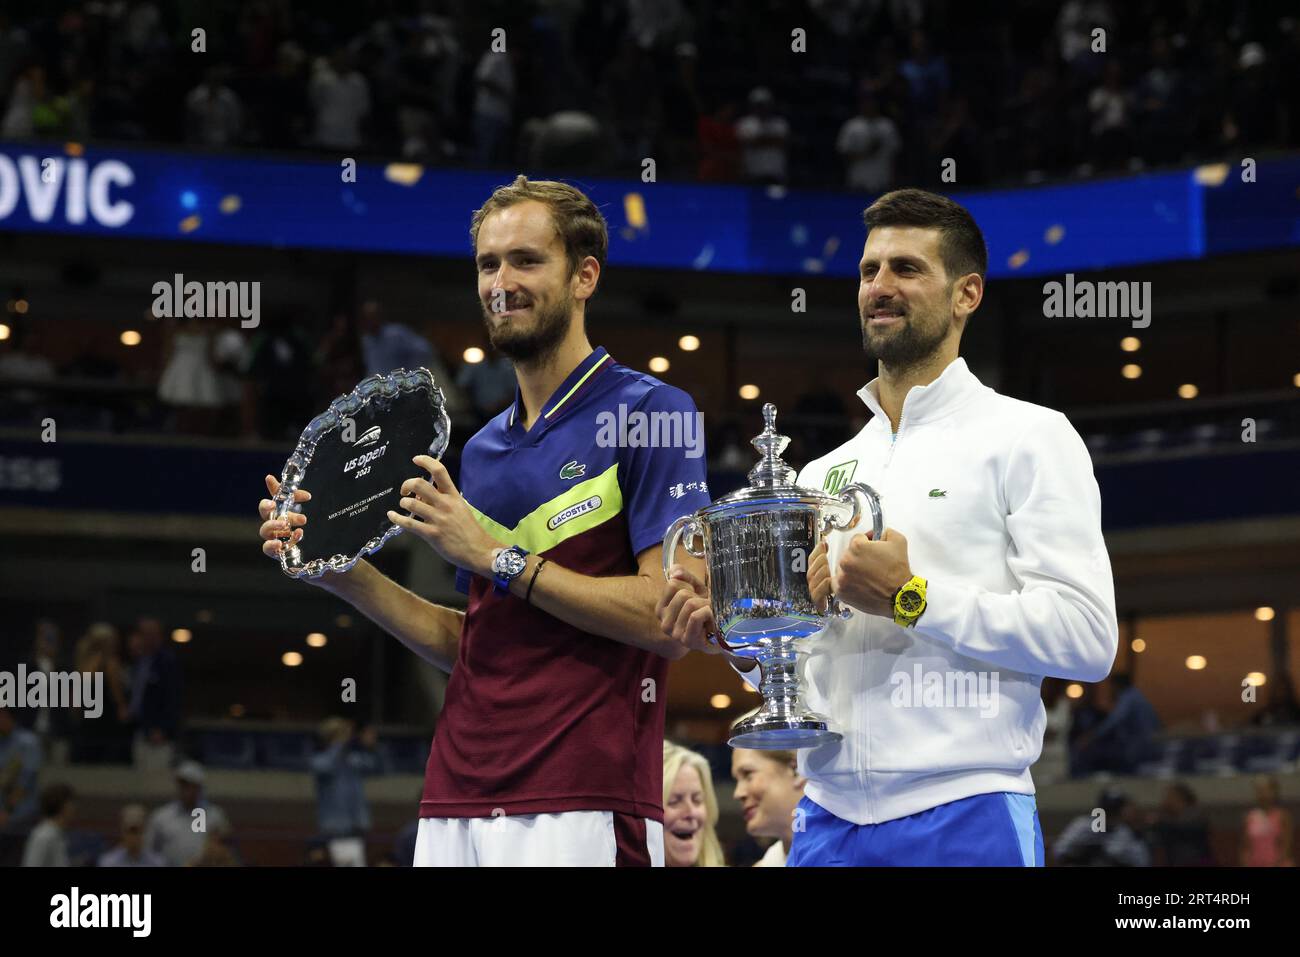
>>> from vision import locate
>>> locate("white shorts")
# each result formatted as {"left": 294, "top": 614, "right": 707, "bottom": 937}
{"left": 413, "top": 810, "right": 664, "bottom": 867}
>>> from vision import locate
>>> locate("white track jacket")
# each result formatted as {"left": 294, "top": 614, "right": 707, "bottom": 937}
{"left": 739, "top": 357, "right": 1118, "bottom": 825}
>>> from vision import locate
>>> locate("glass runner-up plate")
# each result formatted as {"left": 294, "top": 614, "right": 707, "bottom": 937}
{"left": 273, "top": 367, "right": 450, "bottom": 579}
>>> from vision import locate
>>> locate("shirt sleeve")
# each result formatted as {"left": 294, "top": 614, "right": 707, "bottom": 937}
{"left": 619, "top": 384, "right": 712, "bottom": 559}
{"left": 913, "top": 412, "right": 1119, "bottom": 682}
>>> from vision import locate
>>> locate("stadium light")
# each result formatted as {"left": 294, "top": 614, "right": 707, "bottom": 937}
{"left": 463, "top": 347, "right": 484, "bottom": 364}
{"left": 1121, "top": 364, "right": 1141, "bottom": 379}
{"left": 678, "top": 335, "right": 700, "bottom": 351}
{"left": 739, "top": 384, "right": 760, "bottom": 399}
{"left": 649, "top": 356, "right": 669, "bottom": 373}
{"left": 1185, "top": 655, "right": 1207, "bottom": 670}
{"left": 710, "top": 694, "right": 731, "bottom": 709}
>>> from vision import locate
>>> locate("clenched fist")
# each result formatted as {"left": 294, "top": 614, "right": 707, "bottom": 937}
{"left": 831, "top": 527, "right": 914, "bottom": 618}
{"left": 656, "top": 565, "right": 722, "bottom": 656}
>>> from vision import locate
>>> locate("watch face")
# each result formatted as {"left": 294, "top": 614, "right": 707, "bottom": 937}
{"left": 899, "top": 590, "right": 924, "bottom": 614}
{"left": 496, "top": 548, "right": 527, "bottom": 578}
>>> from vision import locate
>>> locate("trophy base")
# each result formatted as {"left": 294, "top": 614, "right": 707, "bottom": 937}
{"left": 727, "top": 715, "right": 842, "bottom": 750}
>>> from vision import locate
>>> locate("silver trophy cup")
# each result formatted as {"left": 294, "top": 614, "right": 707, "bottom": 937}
{"left": 663, "top": 403, "right": 883, "bottom": 749}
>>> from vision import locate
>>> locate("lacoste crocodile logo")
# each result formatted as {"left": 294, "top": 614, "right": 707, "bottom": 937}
{"left": 559, "top": 460, "right": 586, "bottom": 480}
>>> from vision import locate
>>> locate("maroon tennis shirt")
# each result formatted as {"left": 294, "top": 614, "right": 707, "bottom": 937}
{"left": 419, "top": 349, "right": 711, "bottom": 820}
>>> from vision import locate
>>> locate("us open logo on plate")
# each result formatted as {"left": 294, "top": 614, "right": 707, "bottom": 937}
{"left": 548, "top": 495, "right": 602, "bottom": 530}
{"left": 353, "top": 425, "right": 382, "bottom": 447}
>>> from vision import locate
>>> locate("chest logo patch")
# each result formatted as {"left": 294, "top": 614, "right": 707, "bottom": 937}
{"left": 823, "top": 460, "right": 858, "bottom": 494}
{"left": 559, "top": 460, "right": 586, "bottom": 480}
{"left": 547, "top": 495, "right": 602, "bottom": 530}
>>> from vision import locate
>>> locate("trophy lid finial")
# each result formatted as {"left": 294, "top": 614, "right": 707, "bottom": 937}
{"left": 748, "top": 402, "right": 797, "bottom": 488}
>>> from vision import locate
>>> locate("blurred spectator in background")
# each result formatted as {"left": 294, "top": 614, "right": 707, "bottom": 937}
{"left": 310, "top": 49, "right": 370, "bottom": 151}
{"left": 524, "top": 109, "right": 608, "bottom": 173}
{"left": 1056, "top": 0, "right": 1114, "bottom": 77}
{"left": 211, "top": 322, "right": 250, "bottom": 438}
{"left": 0, "top": 704, "right": 42, "bottom": 865}
{"left": 929, "top": 93, "right": 982, "bottom": 185}
{"left": 1148, "top": 782, "right": 1214, "bottom": 866}
{"left": 836, "top": 93, "right": 901, "bottom": 193}
{"left": 392, "top": 18, "right": 460, "bottom": 162}
{"left": 1, "top": 65, "right": 67, "bottom": 138}
{"left": 98, "top": 803, "right": 163, "bottom": 867}
{"left": 472, "top": 44, "right": 516, "bottom": 164}
{"left": 310, "top": 717, "right": 380, "bottom": 866}
{"left": 127, "top": 616, "right": 182, "bottom": 771}
{"left": 188, "top": 817, "right": 239, "bottom": 867}
{"left": 1240, "top": 774, "right": 1294, "bottom": 867}
{"left": 184, "top": 64, "right": 243, "bottom": 147}
{"left": 1072, "top": 672, "right": 1159, "bottom": 776}
{"left": 1250, "top": 671, "right": 1300, "bottom": 728}
{"left": 1087, "top": 61, "right": 1133, "bottom": 170}
{"left": 241, "top": 308, "right": 315, "bottom": 441}
{"left": 1054, "top": 786, "right": 1151, "bottom": 866}
{"left": 0, "top": 318, "right": 56, "bottom": 408}
{"left": 736, "top": 87, "right": 789, "bottom": 185}
{"left": 731, "top": 748, "right": 805, "bottom": 867}
{"left": 899, "top": 29, "right": 949, "bottom": 129}
{"left": 157, "top": 316, "right": 224, "bottom": 436}
{"left": 358, "top": 299, "right": 431, "bottom": 377}
{"left": 315, "top": 312, "right": 364, "bottom": 401}
{"left": 357, "top": 300, "right": 467, "bottom": 419}
{"left": 1136, "top": 35, "right": 1186, "bottom": 166}
{"left": 659, "top": 42, "right": 701, "bottom": 178}
{"left": 253, "top": 41, "right": 309, "bottom": 151}
{"left": 1067, "top": 679, "right": 1109, "bottom": 778}
{"left": 1225, "top": 42, "right": 1277, "bottom": 152}
{"left": 72, "top": 622, "right": 132, "bottom": 765}
{"left": 21, "top": 782, "right": 74, "bottom": 867}
{"left": 697, "top": 98, "right": 739, "bottom": 182}
{"left": 145, "top": 760, "right": 230, "bottom": 867}
{"left": 457, "top": 352, "right": 515, "bottom": 425}
{"left": 712, "top": 422, "right": 749, "bottom": 472}
{"left": 662, "top": 740, "right": 724, "bottom": 867}
{"left": 25, "top": 619, "right": 63, "bottom": 757}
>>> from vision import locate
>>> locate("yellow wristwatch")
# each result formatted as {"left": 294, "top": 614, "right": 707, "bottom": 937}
{"left": 892, "top": 575, "right": 928, "bottom": 627}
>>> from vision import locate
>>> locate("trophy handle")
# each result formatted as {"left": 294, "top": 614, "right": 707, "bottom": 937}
{"left": 662, "top": 515, "right": 704, "bottom": 580}
{"left": 821, "top": 482, "right": 885, "bottom": 619}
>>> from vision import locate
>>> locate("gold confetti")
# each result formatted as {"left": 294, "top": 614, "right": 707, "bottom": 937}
{"left": 180, "top": 215, "right": 201, "bottom": 233}
{"left": 219, "top": 194, "right": 241, "bottom": 214}
{"left": 1044, "top": 225, "right": 1065, "bottom": 245}
{"left": 1008, "top": 249, "right": 1029, "bottom": 269}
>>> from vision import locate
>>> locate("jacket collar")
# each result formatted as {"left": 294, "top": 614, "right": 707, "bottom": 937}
{"left": 856, "top": 356, "right": 982, "bottom": 429}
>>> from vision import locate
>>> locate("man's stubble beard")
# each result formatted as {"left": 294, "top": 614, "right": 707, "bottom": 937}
{"left": 860, "top": 304, "right": 951, "bottom": 372}
{"left": 482, "top": 286, "right": 575, "bottom": 364}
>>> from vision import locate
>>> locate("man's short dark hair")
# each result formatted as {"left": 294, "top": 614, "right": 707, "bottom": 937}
{"left": 862, "top": 188, "right": 988, "bottom": 284}
{"left": 40, "top": 783, "right": 74, "bottom": 818}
